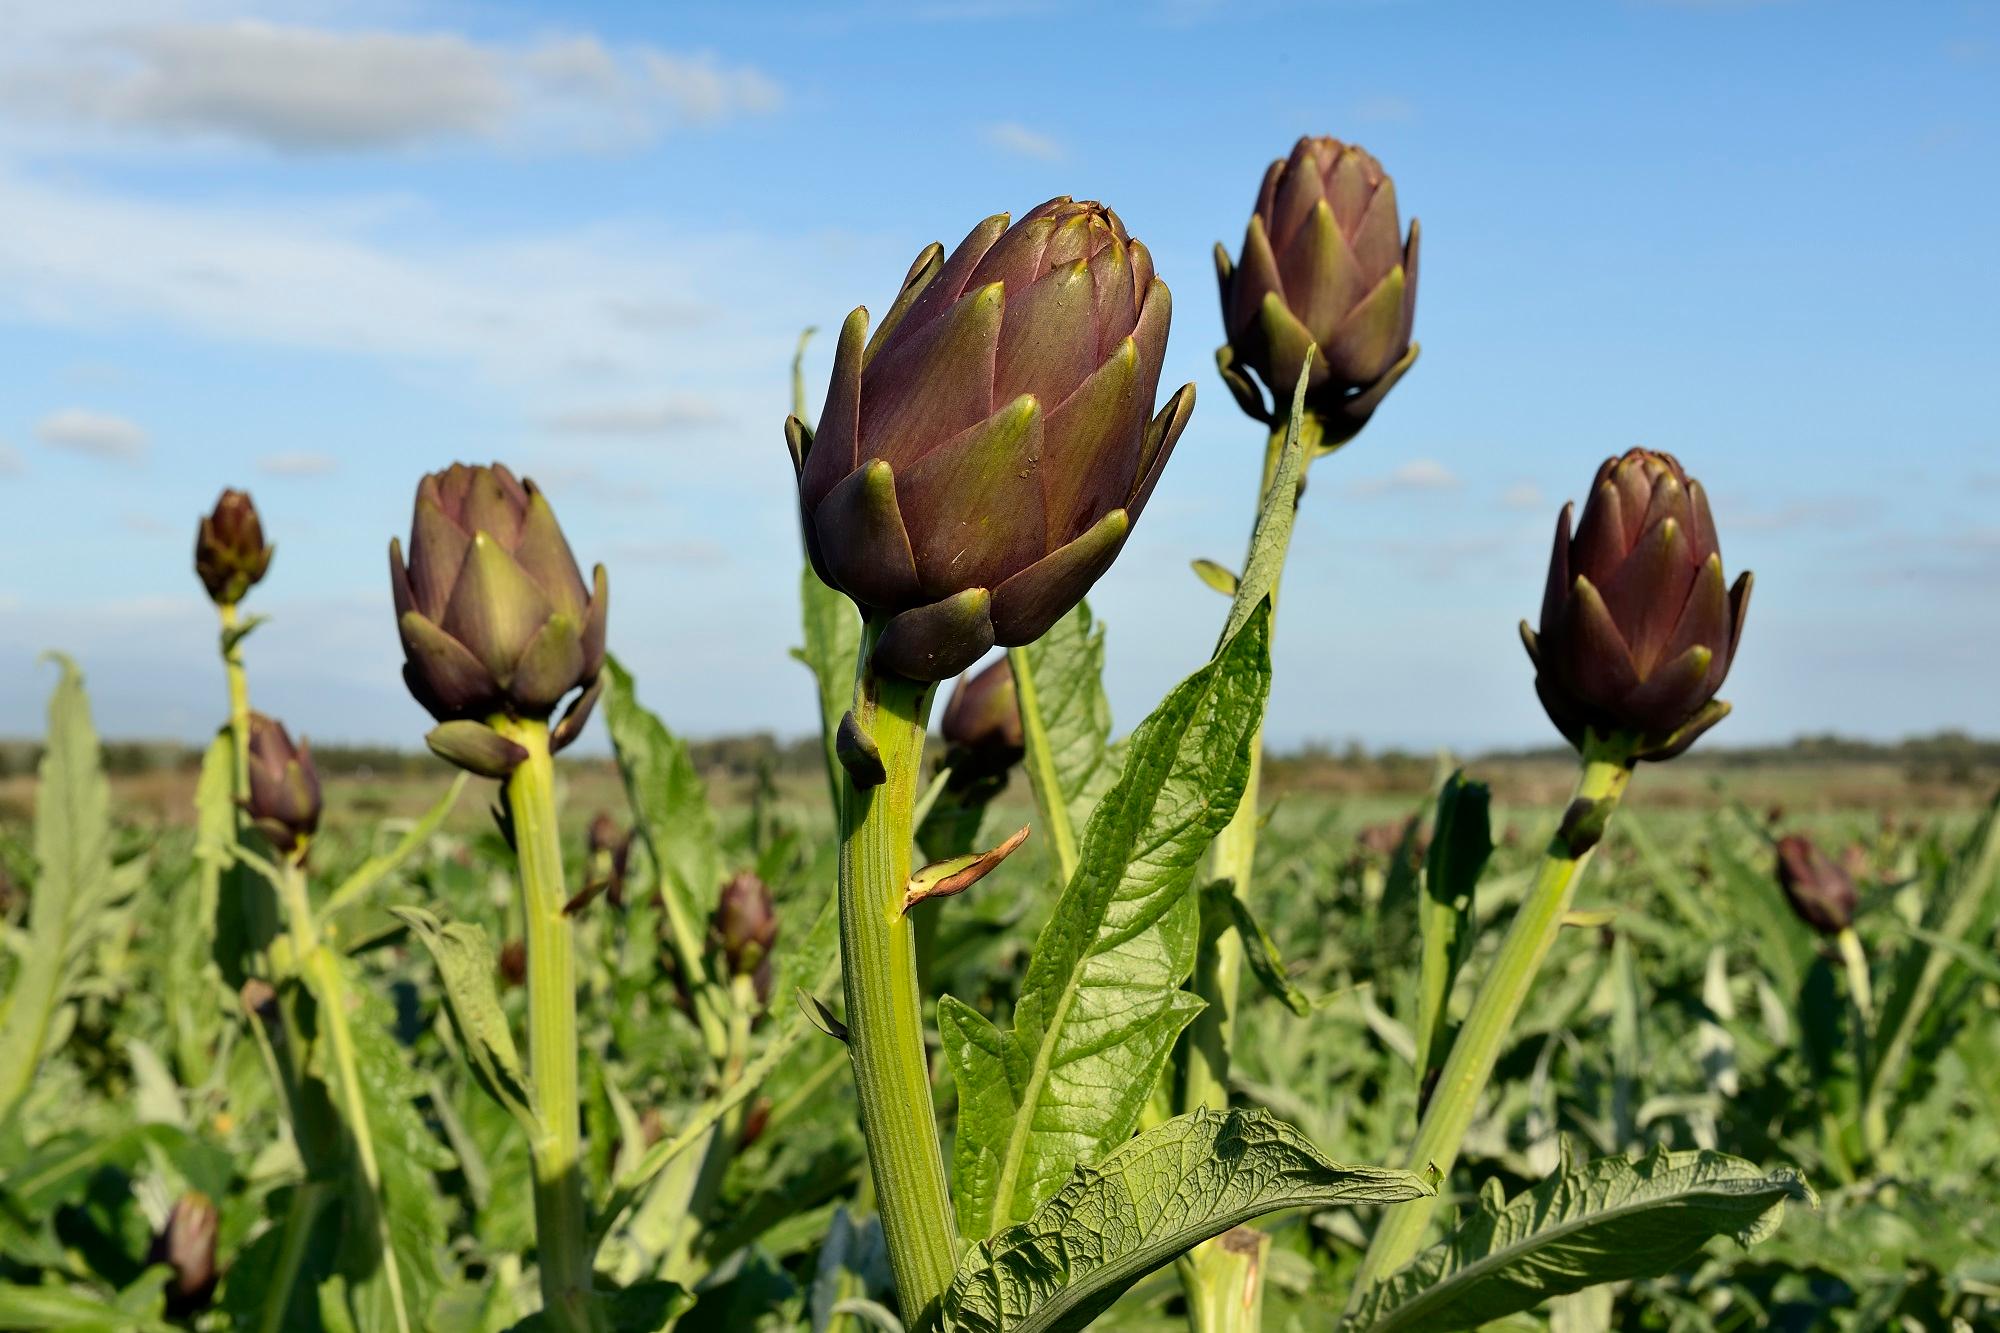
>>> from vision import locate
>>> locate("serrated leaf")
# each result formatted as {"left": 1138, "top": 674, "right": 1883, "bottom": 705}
{"left": 1414, "top": 775, "right": 1492, "bottom": 1086}
{"left": 940, "top": 1107, "right": 1430, "bottom": 1333}
{"left": 943, "top": 606, "right": 1273, "bottom": 1239}
{"left": 392, "top": 907, "right": 536, "bottom": 1134}
{"left": 0, "top": 655, "right": 118, "bottom": 1123}
{"left": 1341, "top": 1144, "right": 1815, "bottom": 1333}
{"left": 602, "top": 654, "right": 723, "bottom": 982}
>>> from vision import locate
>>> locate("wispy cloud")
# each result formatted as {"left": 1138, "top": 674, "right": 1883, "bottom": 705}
{"left": 36, "top": 408, "right": 149, "bottom": 461}
{"left": 0, "top": 21, "right": 782, "bottom": 154}
{"left": 257, "top": 451, "right": 337, "bottom": 476}
{"left": 1500, "top": 482, "right": 1544, "bottom": 511}
{"left": 540, "top": 396, "right": 725, "bottom": 437}
{"left": 983, "top": 121, "right": 1065, "bottom": 161}
{"left": 1352, "top": 459, "right": 1461, "bottom": 496}
{"left": 0, "top": 440, "right": 22, "bottom": 475}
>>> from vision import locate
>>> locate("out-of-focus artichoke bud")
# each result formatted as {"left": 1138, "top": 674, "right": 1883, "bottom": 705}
{"left": 1216, "top": 137, "right": 1419, "bottom": 443}
{"left": 1775, "top": 834, "right": 1857, "bottom": 936}
{"left": 244, "top": 713, "right": 320, "bottom": 855}
{"left": 389, "top": 463, "right": 608, "bottom": 774}
{"left": 151, "top": 1191, "right": 219, "bottom": 1315}
{"left": 588, "top": 811, "right": 633, "bottom": 908}
{"left": 940, "top": 657, "right": 1025, "bottom": 784}
{"left": 195, "top": 489, "right": 274, "bottom": 607}
{"left": 790, "top": 198, "right": 1194, "bottom": 681}
{"left": 1521, "top": 450, "right": 1751, "bottom": 763}
{"left": 498, "top": 937, "right": 527, "bottom": 989}
{"left": 710, "top": 871, "right": 778, "bottom": 1003}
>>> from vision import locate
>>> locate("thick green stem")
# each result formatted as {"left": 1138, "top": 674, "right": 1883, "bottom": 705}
{"left": 1349, "top": 748, "right": 1633, "bottom": 1300}
{"left": 1007, "top": 645, "right": 1079, "bottom": 886}
{"left": 1181, "top": 1226, "right": 1269, "bottom": 1333}
{"left": 495, "top": 717, "right": 599, "bottom": 1333}
{"left": 219, "top": 602, "right": 252, "bottom": 796}
{"left": 840, "top": 634, "right": 957, "bottom": 1331}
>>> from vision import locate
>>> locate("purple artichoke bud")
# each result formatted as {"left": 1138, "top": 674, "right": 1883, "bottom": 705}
{"left": 389, "top": 463, "right": 608, "bottom": 765}
{"left": 1521, "top": 449, "right": 1752, "bottom": 762}
{"left": 940, "top": 657, "right": 1025, "bottom": 783}
{"left": 791, "top": 198, "right": 1195, "bottom": 681}
{"left": 710, "top": 870, "right": 779, "bottom": 1001}
{"left": 244, "top": 712, "right": 321, "bottom": 855}
{"left": 1775, "top": 833, "right": 1857, "bottom": 936}
{"left": 1217, "top": 136, "right": 1419, "bottom": 441}
{"left": 150, "top": 1191, "right": 219, "bottom": 1315}
{"left": 194, "top": 488, "right": 274, "bottom": 607}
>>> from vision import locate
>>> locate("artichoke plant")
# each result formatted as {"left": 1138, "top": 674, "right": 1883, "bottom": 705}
{"left": 150, "top": 1192, "right": 219, "bottom": 1317}
{"left": 1775, "top": 833, "right": 1857, "bottom": 936}
{"left": 789, "top": 197, "right": 1194, "bottom": 681}
{"left": 1521, "top": 449, "right": 1752, "bottom": 761}
{"left": 940, "top": 656, "right": 1025, "bottom": 783}
{"left": 1216, "top": 136, "right": 1419, "bottom": 442}
{"left": 711, "top": 871, "right": 778, "bottom": 1004}
{"left": 194, "top": 489, "right": 273, "bottom": 607}
{"left": 389, "top": 463, "right": 607, "bottom": 776}
{"left": 243, "top": 713, "right": 320, "bottom": 855}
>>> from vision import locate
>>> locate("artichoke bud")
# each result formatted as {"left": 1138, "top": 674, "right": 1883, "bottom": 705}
{"left": 1521, "top": 449, "right": 1751, "bottom": 763}
{"left": 1775, "top": 833, "right": 1857, "bottom": 936}
{"left": 1218, "top": 136, "right": 1420, "bottom": 443}
{"left": 795, "top": 198, "right": 1195, "bottom": 681}
{"left": 710, "top": 871, "right": 779, "bottom": 1003}
{"left": 390, "top": 463, "right": 608, "bottom": 762}
{"left": 194, "top": 488, "right": 274, "bottom": 607}
{"left": 243, "top": 712, "right": 321, "bottom": 856}
{"left": 588, "top": 812, "right": 633, "bottom": 908}
{"left": 940, "top": 656, "right": 1026, "bottom": 786}
{"left": 151, "top": 1191, "right": 219, "bottom": 1315}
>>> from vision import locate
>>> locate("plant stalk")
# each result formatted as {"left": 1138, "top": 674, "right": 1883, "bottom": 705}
{"left": 1007, "top": 644, "right": 1079, "bottom": 886}
{"left": 495, "top": 716, "right": 600, "bottom": 1333}
{"left": 839, "top": 629, "right": 957, "bottom": 1331}
{"left": 1349, "top": 745, "right": 1632, "bottom": 1300}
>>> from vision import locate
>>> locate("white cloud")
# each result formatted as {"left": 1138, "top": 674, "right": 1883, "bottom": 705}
{"left": 36, "top": 408, "right": 149, "bottom": 461}
{"left": 983, "top": 121, "right": 1065, "bottom": 161}
{"left": 1353, "top": 459, "right": 1460, "bottom": 496}
{"left": 541, "top": 396, "right": 725, "bottom": 437}
{"left": 0, "top": 440, "right": 22, "bottom": 475}
{"left": 1500, "top": 482, "right": 1544, "bottom": 511}
{"left": 257, "top": 450, "right": 337, "bottom": 476}
{"left": 0, "top": 21, "right": 782, "bottom": 154}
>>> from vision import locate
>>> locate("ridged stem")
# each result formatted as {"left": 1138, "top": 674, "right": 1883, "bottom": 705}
{"left": 840, "top": 631, "right": 957, "bottom": 1331}
{"left": 1348, "top": 747, "right": 1632, "bottom": 1301}
{"left": 494, "top": 717, "right": 600, "bottom": 1333}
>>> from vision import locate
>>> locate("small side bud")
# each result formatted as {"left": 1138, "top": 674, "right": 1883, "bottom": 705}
{"left": 1775, "top": 833, "right": 1858, "bottom": 936}
{"left": 151, "top": 1192, "right": 220, "bottom": 1316}
{"left": 904, "top": 825, "right": 1031, "bottom": 913}
{"left": 836, "top": 709, "right": 886, "bottom": 787}
{"left": 243, "top": 713, "right": 320, "bottom": 857}
{"left": 425, "top": 720, "right": 529, "bottom": 779}
{"left": 195, "top": 488, "right": 273, "bottom": 607}
{"left": 711, "top": 872, "right": 779, "bottom": 1005}
{"left": 1557, "top": 796, "right": 1616, "bottom": 858}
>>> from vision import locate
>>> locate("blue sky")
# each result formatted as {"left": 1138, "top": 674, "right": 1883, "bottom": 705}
{"left": 1, "top": 0, "right": 1995, "bottom": 752}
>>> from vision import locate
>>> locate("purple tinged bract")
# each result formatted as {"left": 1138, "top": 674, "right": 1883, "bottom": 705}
{"left": 244, "top": 712, "right": 321, "bottom": 855}
{"left": 1216, "top": 136, "right": 1420, "bottom": 439}
{"left": 195, "top": 488, "right": 274, "bottom": 607}
{"left": 940, "top": 656, "right": 1025, "bottom": 782}
{"left": 789, "top": 198, "right": 1194, "bottom": 681}
{"left": 1522, "top": 449, "right": 1752, "bottom": 762}
{"left": 1775, "top": 833, "right": 1858, "bottom": 936}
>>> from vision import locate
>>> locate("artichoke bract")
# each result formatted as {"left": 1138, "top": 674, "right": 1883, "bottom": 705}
{"left": 244, "top": 713, "right": 321, "bottom": 855}
{"left": 1775, "top": 833, "right": 1857, "bottom": 936}
{"left": 194, "top": 488, "right": 274, "bottom": 607}
{"left": 1217, "top": 136, "right": 1419, "bottom": 442}
{"left": 1522, "top": 449, "right": 1751, "bottom": 762}
{"left": 940, "top": 656, "right": 1025, "bottom": 783}
{"left": 789, "top": 198, "right": 1194, "bottom": 681}
{"left": 389, "top": 463, "right": 607, "bottom": 776}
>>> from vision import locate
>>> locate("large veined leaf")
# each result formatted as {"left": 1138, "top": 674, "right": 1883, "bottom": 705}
{"left": 1341, "top": 1143, "right": 1815, "bottom": 1333}
{"left": 602, "top": 654, "right": 723, "bottom": 979}
{"left": 0, "top": 655, "right": 119, "bottom": 1123}
{"left": 1014, "top": 601, "right": 1118, "bottom": 849}
{"left": 941, "top": 606, "right": 1272, "bottom": 1239}
{"left": 940, "top": 1107, "right": 1431, "bottom": 1333}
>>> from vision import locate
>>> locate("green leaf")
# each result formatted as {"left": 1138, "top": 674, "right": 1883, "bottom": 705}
{"left": 602, "top": 654, "right": 723, "bottom": 985}
{"left": 391, "top": 907, "right": 536, "bottom": 1135}
{"left": 940, "top": 1107, "right": 1431, "bottom": 1333}
{"left": 1413, "top": 774, "right": 1492, "bottom": 1086}
{"left": 1206, "top": 882, "right": 1310, "bottom": 1018}
{"left": 165, "top": 731, "right": 232, "bottom": 1084}
{"left": 1341, "top": 1143, "right": 1815, "bottom": 1333}
{"left": 1014, "top": 601, "right": 1117, "bottom": 857}
{"left": 0, "top": 655, "right": 118, "bottom": 1124}
{"left": 1190, "top": 559, "right": 1239, "bottom": 597}
{"left": 797, "top": 565, "right": 862, "bottom": 818}
{"left": 942, "top": 606, "right": 1273, "bottom": 1239}
{"left": 0, "top": 1278, "right": 175, "bottom": 1332}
